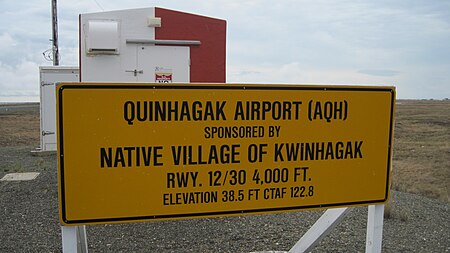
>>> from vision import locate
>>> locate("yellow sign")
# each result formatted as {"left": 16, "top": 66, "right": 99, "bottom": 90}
{"left": 57, "top": 83, "right": 395, "bottom": 225}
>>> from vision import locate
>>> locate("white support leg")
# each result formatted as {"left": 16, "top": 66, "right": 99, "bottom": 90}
{"left": 365, "top": 204, "right": 384, "bottom": 253}
{"left": 61, "top": 226, "right": 88, "bottom": 253}
{"left": 62, "top": 226, "right": 77, "bottom": 252}
{"left": 289, "top": 207, "right": 351, "bottom": 253}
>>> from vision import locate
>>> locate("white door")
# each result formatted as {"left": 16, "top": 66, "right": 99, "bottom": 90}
{"left": 136, "top": 45, "right": 190, "bottom": 83}
{"left": 83, "top": 44, "right": 190, "bottom": 83}
{"left": 41, "top": 82, "right": 57, "bottom": 151}
{"left": 40, "top": 67, "right": 79, "bottom": 151}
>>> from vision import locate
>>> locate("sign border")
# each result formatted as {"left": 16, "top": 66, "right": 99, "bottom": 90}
{"left": 57, "top": 83, "right": 395, "bottom": 225}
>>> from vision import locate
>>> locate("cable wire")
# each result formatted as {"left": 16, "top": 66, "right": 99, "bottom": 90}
{"left": 92, "top": 0, "right": 104, "bottom": 11}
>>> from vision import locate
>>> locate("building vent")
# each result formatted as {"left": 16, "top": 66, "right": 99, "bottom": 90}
{"left": 86, "top": 20, "right": 120, "bottom": 55}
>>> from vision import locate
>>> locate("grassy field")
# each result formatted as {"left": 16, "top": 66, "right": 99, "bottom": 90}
{"left": 0, "top": 103, "right": 39, "bottom": 147}
{"left": 392, "top": 100, "right": 449, "bottom": 203}
{"left": 1, "top": 100, "right": 449, "bottom": 203}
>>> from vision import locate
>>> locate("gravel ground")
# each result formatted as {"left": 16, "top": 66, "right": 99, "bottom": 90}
{"left": 1, "top": 146, "right": 449, "bottom": 252}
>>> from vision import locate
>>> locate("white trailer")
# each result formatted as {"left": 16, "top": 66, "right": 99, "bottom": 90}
{"left": 38, "top": 66, "right": 79, "bottom": 152}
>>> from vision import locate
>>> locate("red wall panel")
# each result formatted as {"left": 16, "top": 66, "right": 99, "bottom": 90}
{"left": 155, "top": 8, "right": 226, "bottom": 83}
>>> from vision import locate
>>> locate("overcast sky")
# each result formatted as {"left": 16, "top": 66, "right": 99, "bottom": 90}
{"left": 1, "top": 0, "right": 449, "bottom": 101}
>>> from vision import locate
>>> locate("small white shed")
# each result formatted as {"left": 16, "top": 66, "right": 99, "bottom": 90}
{"left": 38, "top": 66, "right": 79, "bottom": 152}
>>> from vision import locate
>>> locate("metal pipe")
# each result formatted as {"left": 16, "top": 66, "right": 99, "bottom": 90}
{"left": 126, "top": 39, "right": 201, "bottom": 46}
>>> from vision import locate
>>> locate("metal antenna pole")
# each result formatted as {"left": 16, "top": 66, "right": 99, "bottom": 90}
{"left": 51, "top": 0, "right": 60, "bottom": 66}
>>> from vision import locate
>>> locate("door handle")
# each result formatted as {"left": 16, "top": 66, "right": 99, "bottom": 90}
{"left": 42, "top": 131, "right": 55, "bottom": 136}
{"left": 125, "top": 69, "right": 144, "bottom": 76}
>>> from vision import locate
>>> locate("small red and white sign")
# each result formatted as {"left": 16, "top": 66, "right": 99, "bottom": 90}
{"left": 155, "top": 67, "right": 172, "bottom": 83}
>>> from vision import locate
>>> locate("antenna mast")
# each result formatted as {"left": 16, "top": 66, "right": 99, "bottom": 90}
{"left": 51, "top": 0, "right": 59, "bottom": 66}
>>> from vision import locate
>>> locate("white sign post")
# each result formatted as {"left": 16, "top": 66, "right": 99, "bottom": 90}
{"left": 365, "top": 204, "right": 385, "bottom": 253}
{"left": 289, "top": 207, "right": 351, "bottom": 252}
{"left": 61, "top": 225, "right": 88, "bottom": 253}
{"left": 289, "top": 204, "right": 385, "bottom": 253}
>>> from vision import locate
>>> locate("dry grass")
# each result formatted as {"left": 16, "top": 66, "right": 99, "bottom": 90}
{"left": 0, "top": 103, "right": 40, "bottom": 146}
{"left": 384, "top": 198, "right": 393, "bottom": 219}
{"left": 392, "top": 100, "right": 450, "bottom": 203}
